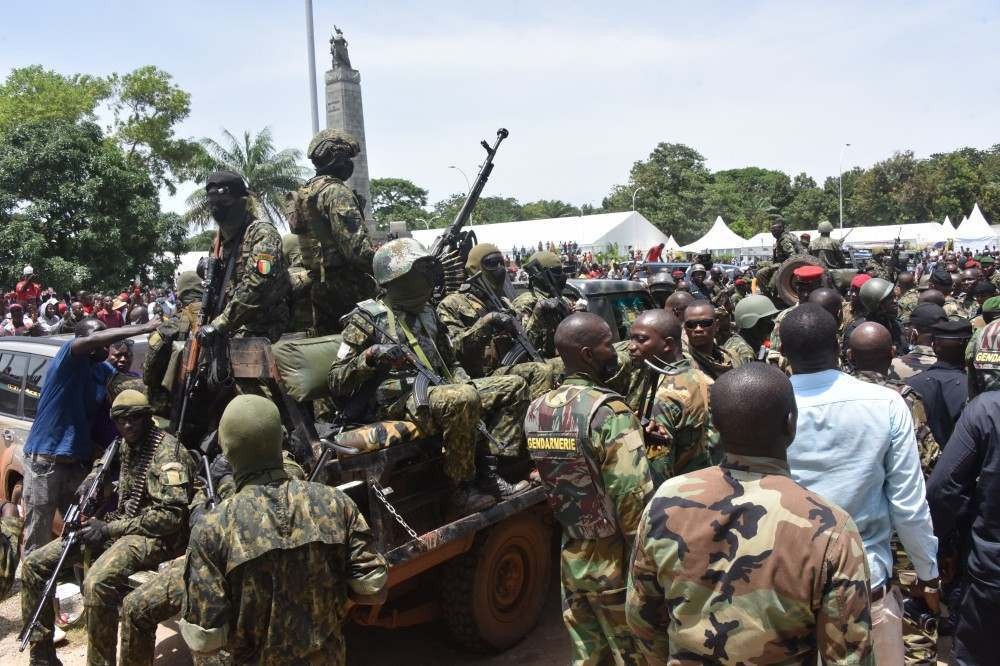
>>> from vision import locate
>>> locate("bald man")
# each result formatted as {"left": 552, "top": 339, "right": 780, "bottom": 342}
{"left": 627, "top": 364, "right": 872, "bottom": 663}
{"left": 896, "top": 271, "right": 918, "bottom": 323}
{"left": 664, "top": 290, "right": 693, "bottom": 320}
{"left": 524, "top": 313, "right": 653, "bottom": 665}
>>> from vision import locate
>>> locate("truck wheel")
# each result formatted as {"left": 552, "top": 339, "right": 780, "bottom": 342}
{"left": 440, "top": 512, "right": 552, "bottom": 652}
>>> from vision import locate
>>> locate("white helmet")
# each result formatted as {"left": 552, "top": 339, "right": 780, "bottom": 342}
{"left": 23, "top": 265, "right": 33, "bottom": 276}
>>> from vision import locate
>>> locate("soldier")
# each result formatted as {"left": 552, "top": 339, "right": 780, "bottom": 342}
{"left": 195, "top": 171, "right": 290, "bottom": 344}
{"left": 966, "top": 296, "right": 1000, "bottom": 364}
{"left": 865, "top": 246, "right": 892, "bottom": 280}
{"left": 770, "top": 217, "right": 803, "bottom": 264}
{"left": 646, "top": 271, "right": 676, "bottom": 308}
{"left": 0, "top": 499, "right": 22, "bottom": 599}
{"left": 897, "top": 271, "right": 920, "bottom": 323}
{"left": 687, "top": 264, "right": 712, "bottom": 301}
{"left": 928, "top": 267, "right": 966, "bottom": 320}
{"left": 282, "top": 232, "right": 314, "bottom": 333}
{"left": 625, "top": 309, "right": 715, "bottom": 485}
{"left": 979, "top": 253, "right": 1000, "bottom": 290}
{"left": 809, "top": 220, "right": 848, "bottom": 268}
{"left": 512, "top": 250, "right": 575, "bottom": 357}
{"left": 730, "top": 277, "right": 749, "bottom": 307}
{"left": 20, "top": 390, "right": 195, "bottom": 666}
{"left": 842, "top": 277, "right": 904, "bottom": 363}
{"left": 893, "top": 303, "right": 945, "bottom": 379}
{"left": 436, "top": 242, "right": 555, "bottom": 398}
{"left": 731, "top": 295, "right": 779, "bottom": 361}
{"left": 626, "top": 363, "right": 873, "bottom": 664}
{"left": 179, "top": 396, "right": 388, "bottom": 665}
{"left": 684, "top": 301, "right": 736, "bottom": 379}
{"left": 329, "top": 239, "right": 528, "bottom": 516}
{"left": 143, "top": 271, "right": 204, "bottom": 419}
{"left": 524, "top": 313, "right": 654, "bottom": 665}
{"left": 766, "top": 265, "right": 825, "bottom": 369}
{"left": 288, "top": 129, "right": 375, "bottom": 334}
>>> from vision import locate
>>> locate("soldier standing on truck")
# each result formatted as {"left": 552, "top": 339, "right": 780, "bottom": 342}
{"left": 143, "top": 271, "right": 204, "bottom": 419}
{"left": 330, "top": 239, "right": 529, "bottom": 517}
{"left": 179, "top": 396, "right": 388, "bottom": 665}
{"left": 288, "top": 129, "right": 375, "bottom": 334}
{"left": 512, "top": 250, "right": 577, "bottom": 357}
{"left": 809, "top": 220, "right": 848, "bottom": 269}
{"left": 524, "top": 312, "right": 653, "bottom": 665}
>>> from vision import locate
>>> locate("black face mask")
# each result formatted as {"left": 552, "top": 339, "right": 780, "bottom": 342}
{"left": 548, "top": 267, "right": 567, "bottom": 291}
{"left": 318, "top": 154, "right": 354, "bottom": 181}
{"left": 480, "top": 254, "right": 507, "bottom": 288}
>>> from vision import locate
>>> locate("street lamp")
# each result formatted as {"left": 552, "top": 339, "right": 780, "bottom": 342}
{"left": 448, "top": 165, "right": 471, "bottom": 192}
{"left": 632, "top": 186, "right": 645, "bottom": 212}
{"left": 839, "top": 143, "right": 851, "bottom": 230}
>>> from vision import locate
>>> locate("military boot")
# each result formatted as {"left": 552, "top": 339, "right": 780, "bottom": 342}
{"left": 29, "top": 641, "right": 61, "bottom": 666}
{"left": 477, "top": 453, "right": 530, "bottom": 499}
{"left": 447, "top": 482, "right": 495, "bottom": 519}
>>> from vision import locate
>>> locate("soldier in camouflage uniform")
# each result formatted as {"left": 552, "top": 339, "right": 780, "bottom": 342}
{"left": 808, "top": 220, "right": 848, "bottom": 268}
{"left": 0, "top": 500, "right": 22, "bottom": 599}
{"left": 20, "top": 390, "right": 195, "bottom": 666}
{"left": 524, "top": 312, "right": 654, "bottom": 665}
{"left": 143, "top": 271, "right": 203, "bottom": 419}
{"left": 329, "top": 239, "right": 528, "bottom": 516}
{"left": 897, "top": 272, "right": 921, "bottom": 323}
{"left": 979, "top": 253, "right": 1000, "bottom": 290}
{"left": 512, "top": 250, "right": 576, "bottom": 358}
{"left": 196, "top": 171, "right": 290, "bottom": 344}
{"left": 893, "top": 302, "right": 945, "bottom": 380}
{"left": 928, "top": 267, "right": 967, "bottom": 320}
{"left": 864, "top": 246, "right": 891, "bottom": 280}
{"left": 179, "top": 396, "right": 388, "bottom": 665}
{"left": 436, "top": 243, "right": 555, "bottom": 398}
{"left": 626, "top": 363, "right": 873, "bottom": 664}
{"left": 683, "top": 301, "right": 737, "bottom": 379}
{"left": 771, "top": 218, "right": 803, "bottom": 264}
{"left": 282, "top": 232, "right": 314, "bottom": 333}
{"left": 731, "top": 294, "right": 779, "bottom": 362}
{"left": 287, "top": 129, "right": 375, "bottom": 334}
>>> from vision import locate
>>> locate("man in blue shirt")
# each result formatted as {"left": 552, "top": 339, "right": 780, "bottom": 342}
{"left": 780, "top": 304, "right": 939, "bottom": 666}
{"left": 21, "top": 318, "right": 157, "bottom": 554}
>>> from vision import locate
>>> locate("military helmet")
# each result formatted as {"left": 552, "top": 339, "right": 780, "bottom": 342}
{"left": 307, "top": 128, "right": 360, "bottom": 162}
{"left": 733, "top": 295, "right": 779, "bottom": 330}
{"left": 373, "top": 238, "right": 434, "bottom": 286}
{"left": 817, "top": 220, "right": 834, "bottom": 234}
{"left": 647, "top": 272, "right": 676, "bottom": 291}
{"left": 859, "top": 277, "right": 894, "bottom": 312}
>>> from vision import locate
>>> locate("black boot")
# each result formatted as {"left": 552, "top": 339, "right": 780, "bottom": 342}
{"left": 29, "top": 640, "right": 61, "bottom": 666}
{"left": 447, "top": 482, "right": 495, "bottom": 519}
{"left": 477, "top": 445, "right": 530, "bottom": 499}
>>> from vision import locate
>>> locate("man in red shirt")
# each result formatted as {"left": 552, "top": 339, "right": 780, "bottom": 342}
{"left": 14, "top": 266, "right": 42, "bottom": 308}
{"left": 96, "top": 296, "right": 124, "bottom": 328}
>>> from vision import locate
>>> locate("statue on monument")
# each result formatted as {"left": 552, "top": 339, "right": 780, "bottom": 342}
{"left": 331, "top": 26, "right": 352, "bottom": 70}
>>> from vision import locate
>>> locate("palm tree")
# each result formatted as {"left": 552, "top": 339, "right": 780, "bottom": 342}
{"left": 184, "top": 127, "right": 308, "bottom": 230}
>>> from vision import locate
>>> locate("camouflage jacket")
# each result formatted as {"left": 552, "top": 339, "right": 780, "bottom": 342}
{"left": 864, "top": 258, "right": 889, "bottom": 280}
{"left": 106, "top": 370, "right": 145, "bottom": 403}
{"left": 809, "top": 236, "right": 847, "bottom": 269}
{"left": 721, "top": 332, "right": 756, "bottom": 366}
{"left": 606, "top": 340, "right": 646, "bottom": 410}
{"left": 851, "top": 370, "right": 940, "bottom": 477}
{"left": 0, "top": 513, "right": 22, "bottom": 598}
{"left": 942, "top": 294, "right": 966, "bottom": 321}
{"left": 329, "top": 299, "right": 469, "bottom": 414}
{"left": 626, "top": 453, "right": 873, "bottom": 665}
{"left": 649, "top": 362, "right": 717, "bottom": 477}
{"left": 891, "top": 344, "right": 936, "bottom": 380}
{"left": 215, "top": 215, "right": 291, "bottom": 342}
{"left": 686, "top": 343, "right": 737, "bottom": 380}
{"left": 897, "top": 288, "right": 919, "bottom": 323}
{"left": 511, "top": 288, "right": 574, "bottom": 358}
{"left": 991, "top": 271, "right": 1000, "bottom": 291}
{"left": 290, "top": 175, "right": 374, "bottom": 279}
{"left": 436, "top": 282, "right": 517, "bottom": 377}
{"left": 143, "top": 302, "right": 200, "bottom": 417}
{"left": 773, "top": 231, "right": 803, "bottom": 264}
{"left": 180, "top": 477, "right": 388, "bottom": 665}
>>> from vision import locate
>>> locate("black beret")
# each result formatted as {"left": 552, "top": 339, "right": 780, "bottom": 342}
{"left": 971, "top": 281, "right": 998, "bottom": 297}
{"left": 205, "top": 171, "right": 248, "bottom": 196}
{"left": 909, "top": 303, "right": 946, "bottom": 328}
{"left": 929, "top": 268, "right": 953, "bottom": 286}
{"left": 931, "top": 318, "right": 973, "bottom": 338}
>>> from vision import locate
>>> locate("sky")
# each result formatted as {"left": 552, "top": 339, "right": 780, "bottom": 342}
{"left": 2, "top": 1, "right": 999, "bottom": 216}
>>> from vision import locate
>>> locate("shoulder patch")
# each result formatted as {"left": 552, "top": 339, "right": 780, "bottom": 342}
{"left": 255, "top": 253, "right": 274, "bottom": 275}
{"left": 605, "top": 398, "right": 633, "bottom": 415}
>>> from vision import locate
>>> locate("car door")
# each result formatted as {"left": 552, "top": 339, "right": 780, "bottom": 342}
{"left": 0, "top": 350, "right": 32, "bottom": 500}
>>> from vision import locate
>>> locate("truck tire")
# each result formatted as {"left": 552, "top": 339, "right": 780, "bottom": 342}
{"left": 440, "top": 511, "right": 552, "bottom": 652}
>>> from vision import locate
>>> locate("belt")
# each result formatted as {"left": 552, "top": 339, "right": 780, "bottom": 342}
{"left": 29, "top": 453, "right": 81, "bottom": 464}
{"left": 871, "top": 580, "right": 892, "bottom": 603}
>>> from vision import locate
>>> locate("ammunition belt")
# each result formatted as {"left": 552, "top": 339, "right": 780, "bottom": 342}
{"left": 107, "top": 430, "right": 165, "bottom": 522}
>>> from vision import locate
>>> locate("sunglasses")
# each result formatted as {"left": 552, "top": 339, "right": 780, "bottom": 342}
{"left": 481, "top": 255, "right": 505, "bottom": 270}
{"left": 684, "top": 319, "right": 715, "bottom": 330}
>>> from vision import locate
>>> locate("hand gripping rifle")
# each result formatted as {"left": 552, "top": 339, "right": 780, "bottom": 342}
{"left": 430, "top": 128, "right": 509, "bottom": 295}
{"left": 351, "top": 308, "right": 508, "bottom": 452}
{"left": 472, "top": 273, "right": 545, "bottom": 365}
{"left": 19, "top": 440, "right": 120, "bottom": 651}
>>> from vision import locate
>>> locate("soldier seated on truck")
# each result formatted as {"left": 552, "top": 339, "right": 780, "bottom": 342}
{"left": 329, "top": 238, "right": 530, "bottom": 519}
{"left": 512, "top": 250, "right": 577, "bottom": 358}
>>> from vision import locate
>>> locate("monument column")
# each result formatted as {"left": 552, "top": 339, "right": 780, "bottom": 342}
{"left": 325, "top": 26, "right": 372, "bottom": 221}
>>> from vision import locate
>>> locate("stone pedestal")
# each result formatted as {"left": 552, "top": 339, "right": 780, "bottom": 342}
{"left": 325, "top": 66, "right": 372, "bottom": 222}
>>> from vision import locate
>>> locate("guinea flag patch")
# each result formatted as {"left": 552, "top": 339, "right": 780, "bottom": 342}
{"left": 255, "top": 253, "right": 273, "bottom": 275}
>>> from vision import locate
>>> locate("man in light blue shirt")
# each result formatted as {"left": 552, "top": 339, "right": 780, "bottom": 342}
{"left": 779, "top": 304, "right": 939, "bottom": 666}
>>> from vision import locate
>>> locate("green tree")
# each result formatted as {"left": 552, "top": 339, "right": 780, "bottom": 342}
{"left": 783, "top": 172, "right": 835, "bottom": 229}
{"left": 701, "top": 167, "right": 793, "bottom": 235}
{"left": 0, "top": 65, "right": 110, "bottom": 131}
{"left": 521, "top": 199, "right": 577, "bottom": 219}
{"left": 430, "top": 194, "right": 524, "bottom": 227}
{"left": 0, "top": 119, "right": 181, "bottom": 292}
{"left": 370, "top": 177, "right": 428, "bottom": 229}
{"left": 185, "top": 127, "right": 308, "bottom": 229}
{"left": 184, "top": 229, "right": 217, "bottom": 252}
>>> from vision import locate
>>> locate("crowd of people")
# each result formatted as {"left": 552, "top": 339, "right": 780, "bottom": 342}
{"left": 2, "top": 125, "right": 998, "bottom": 666}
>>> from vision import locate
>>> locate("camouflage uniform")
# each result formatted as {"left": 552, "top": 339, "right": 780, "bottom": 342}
{"left": 648, "top": 363, "right": 717, "bottom": 483}
{"left": 143, "top": 301, "right": 200, "bottom": 417}
{"left": 511, "top": 287, "right": 575, "bottom": 358}
{"left": 214, "top": 214, "right": 291, "bottom": 342}
{"left": 809, "top": 235, "right": 847, "bottom": 269}
{"left": 773, "top": 231, "right": 803, "bottom": 264}
{"left": 897, "top": 288, "right": 919, "bottom": 323}
{"left": 686, "top": 343, "right": 737, "bottom": 380}
{"left": 0, "top": 511, "right": 23, "bottom": 598}
{"left": 20, "top": 428, "right": 194, "bottom": 666}
{"left": 436, "top": 282, "right": 555, "bottom": 399}
{"left": 106, "top": 371, "right": 146, "bottom": 402}
{"left": 289, "top": 174, "right": 375, "bottom": 334}
{"left": 720, "top": 331, "right": 755, "bottom": 366}
{"left": 330, "top": 300, "right": 529, "bottom": 474}
{"left": 524, "top": 375, "right": 654, "bottom": 665}
{"left": 942, "top": 294, "right": 966, "bottom": 320}
{"left": 282, "top": 232, "right": 314, "bottom": 333}
{"left": 179, "top": 477, "right": 388, "bottom": 665}
{"left": 606, "top": 341, "right": 646, "bottom": 411}
{"left": 865, "top": 256, "right": 890, "bottom": 280}
{"left": 626, "top": 453, "right": 873, "bottom": 664}
{"left": 891, "top": 344, "right": 937, "bottom": 381}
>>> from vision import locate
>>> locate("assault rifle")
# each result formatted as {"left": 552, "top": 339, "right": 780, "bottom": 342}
{"left": 430, "top": 128, "right": 509, "bottom": 295}
{"left": 888, "top": 227, "right": 904, "bottom": 283}
{"left": 19, "top": 440, "right": 120, "bottom": 652}
{"left": 472, "top": 273, "right": 545, "bottom": 365}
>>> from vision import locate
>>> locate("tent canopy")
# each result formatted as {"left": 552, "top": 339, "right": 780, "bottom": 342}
{"left": 743, "top": 222, "right": 947, "bottom": 250}
{"left": 664, "top": 234, "right": 681, "bottom": 251}
{"left": 954, "top": 204, "right": 997, "bottom": 251}
{"left": 678, "top": 216, "right": 748, "bottom": 253}
{"left": 411, "top": 211, "right": 669, "bottom": 254}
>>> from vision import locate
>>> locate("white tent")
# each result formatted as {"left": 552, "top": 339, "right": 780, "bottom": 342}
{"left": 678, "top": 216, "right": 748, "bottom": 254}
{"left": 954, "top": 204, "right": 998, "bottom": 251}
{"left": 664, "top": 234, "right": 681, "bottom": 251}
{"left": 410, "top": 211, "right": 669, "bottom": 254}
{"left": 942, "top": 215, "right": 956, "bottom": 237}
{"left": 743, "top": 222, "right": 947, "bottom": 251}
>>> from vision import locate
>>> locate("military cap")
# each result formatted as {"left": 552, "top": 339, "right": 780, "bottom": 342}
{"left": 931, "top": 318, "right": 973, "bottom": 339}
{"left": 308, "top": 128, "right": 360, "bottom": 160}
{"left": 978, "top": 254, "right": 995, "bottom": 265}
{"left": 205, "top": 171, "right": 248, "bottom": 196}
{"left": 910, "top": 303, "right": 947, "bottom": 328}
{"left": 792, "top": 265, "right": 824, "bottom": 282}
{"left": 690, "top": 263, "right": 706, "bottom": 274}
{"left": 983, "top": 296, "right": 1000, "bottom": 314}
{"left": 734, "top": 278, "right": 747, "bottom": 286}
{"left": 930, "top": 267, "right": 953, "bottom": 286}
{"left": 524, "top": 251, "right": 562, "bottom": 270}
{"left": 859, "top": 277, "right": 894, "bottom": 312}
{"left": 466, "top": 243, "right": 501, "bottom": 272}
{"left": 648, "top": 272, "right": 676, "bottom": 290}
{"left": 175, "top": 271, "right": 203, "bottom": 305}
{"left": 850, "top": 273, "right": 872, "bottom": 289}
{"left": 111, "top": 389, "right": 152, "bottom": 418}
{"left": 817, "top": 220, "right": 834, "bottom": 234}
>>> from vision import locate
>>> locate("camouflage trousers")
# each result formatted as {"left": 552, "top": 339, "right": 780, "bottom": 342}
{"left": 1, "top": 513, "right": 23, "bottom": 598}
{"left": 893, "top": 537, "right": 938, "bottom": 665}
{"left": 120, "top": 557, "right": 185, "bottom": 666}
{"left": 21, "top": 533, "right": 174, "bottom": 666}
{"left": 561, "top": 537, "right": 641, "bottom": 666}
{"left": 311, "top": 276, "right": 374, "bottom": 335}
{"left": 492, "top": 360, "right": 556, "bottom": 400}
{"left": 470, "top": 375, "right": 530, "bottom": 457}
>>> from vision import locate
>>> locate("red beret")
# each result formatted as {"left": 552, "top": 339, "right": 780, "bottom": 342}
{"left": 734, "top": 278, "right": 747, "bottom": 286}
{"left": 792, "top": 265, "right": 824, "bottom": 281}
{"left": 851, "top": 273, "right": 872, "bottom": 289}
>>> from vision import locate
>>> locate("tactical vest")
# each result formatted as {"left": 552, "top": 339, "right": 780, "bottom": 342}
{"left": 291, "top": 175, "right": 365, "bottom": 277}
{"left": 523, "top": 385, "right": 619, "bottom": 540}
{"left": 106, "top": 429, "right": 165, "bottom": 522}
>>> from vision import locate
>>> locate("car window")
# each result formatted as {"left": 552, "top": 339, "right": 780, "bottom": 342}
{"left": 23, "top": 354, "right": 50, "bottom": 419}
{"left": 609, "top": 293, "right": 655, "bottom": 341}
{"left": 0, "top": 351, "right": 28, "bottom": 417}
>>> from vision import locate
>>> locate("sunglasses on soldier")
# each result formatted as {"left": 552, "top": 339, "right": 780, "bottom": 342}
{"left": 684, "top": 318, "right": 715, "bottom": 330}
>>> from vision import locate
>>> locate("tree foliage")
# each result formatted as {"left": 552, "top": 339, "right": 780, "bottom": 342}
{"left": 0, "top": 66, "right": 111, "bottom": 131}
{"left": 371, "top": 177, "right": 428, "bottom": 228}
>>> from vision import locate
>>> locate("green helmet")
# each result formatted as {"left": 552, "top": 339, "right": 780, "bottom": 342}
{"left": 817, "top": 220, "right": 834, "bottom": 234}
{"left": 307, "top": 129, "right": 360, "bottom": 162}
{"left": 373, "top": 238, "right": 433, "bottom": 286}
{"left": 733, "top": 295, "right": 779, "bottom": 330}
{"left": 859, "top": 277, "right": 894, "bottom": 312}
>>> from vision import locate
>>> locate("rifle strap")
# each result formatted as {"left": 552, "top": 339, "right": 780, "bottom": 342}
{"left": 394, "top": 313, "right": 453, "bottom": 382}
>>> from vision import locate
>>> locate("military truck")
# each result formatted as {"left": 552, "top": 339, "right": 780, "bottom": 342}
{"left": 563, "top": 278, "right": 656, "bottom": 341}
